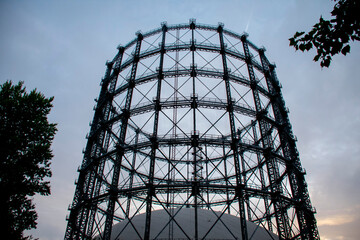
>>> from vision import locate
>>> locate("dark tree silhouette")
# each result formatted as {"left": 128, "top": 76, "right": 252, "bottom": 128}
{"left": 0, "top": 81, "right": 57, "bottom": 240}
{"left": 289, "top": 0, "right": 360, "bottom": 67}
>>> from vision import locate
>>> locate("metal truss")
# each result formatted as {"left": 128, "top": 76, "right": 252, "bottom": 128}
{"left": 65, "top": 20, "right": 320, "bottom": 240}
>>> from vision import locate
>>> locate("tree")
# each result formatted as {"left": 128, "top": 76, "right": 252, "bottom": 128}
{"left": 0, "top": 81, "right": 57, "bottom": 239}
{"left": 289, "top": 0, "right": 360, "bottom": 67}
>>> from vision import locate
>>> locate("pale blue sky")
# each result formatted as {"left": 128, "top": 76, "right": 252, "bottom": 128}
{"left": 1, "top": 1, "right": 359, "bottom": 239}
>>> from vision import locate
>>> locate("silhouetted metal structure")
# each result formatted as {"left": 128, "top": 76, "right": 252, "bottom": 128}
{"left": 65, "top": 20, "right": 320, "bottom": 240}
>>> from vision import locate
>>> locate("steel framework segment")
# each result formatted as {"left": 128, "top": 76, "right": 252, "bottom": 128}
{"left": 218, "top": 24, "right": 248, "bottom": 240}
{"left": 65, "top": 20, "right": 320, "bottom": 240}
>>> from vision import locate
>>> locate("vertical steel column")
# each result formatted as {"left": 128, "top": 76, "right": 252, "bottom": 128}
{"left": 65, "top": 47, "right": 123, "bottom": 239}
{"left": 103, "top": 33, "right": 143, "bottom": 240}
{"left": 241, "top": 35, "right": 290, "bottom": 239}
{"left": 86, "top": 47, "right": 125, "bottom": 239}
{"left": 168, "top": 27, "right": 180, "bottom": 239}
{"left": 218, "top": 24, "right": 248, "bottom": 240}
{"left": 222, "top": 141, "right": 231, "bottom": 214}
{"left": 86, "top": 57, "right": 124, "bottom": 239}
{"left": 144, "top": 23, "right": 167, "bottom": 240}
{"left": 205, "top": 144, "right": 210, "bottom": 209}
{"left": 259, "top": 49, "right": 320, "bottom": 240}
{"left": 189, "top": 19, "right": 200, "bottom": 240}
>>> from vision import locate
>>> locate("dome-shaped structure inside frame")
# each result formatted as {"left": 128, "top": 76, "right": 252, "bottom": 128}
{"left": 107, "top": 208, "right": 277, "bottom": 240}
{"left": 65, "top": 20, "right": 320, "bottom": 240}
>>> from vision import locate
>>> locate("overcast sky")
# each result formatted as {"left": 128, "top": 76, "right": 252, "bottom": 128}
{"left": 1, "top": 1, "right": 359, "bottom": 240}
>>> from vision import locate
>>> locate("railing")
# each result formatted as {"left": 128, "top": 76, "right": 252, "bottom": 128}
{"left": 127, "top": 95, "right": 256, "bottom": 118}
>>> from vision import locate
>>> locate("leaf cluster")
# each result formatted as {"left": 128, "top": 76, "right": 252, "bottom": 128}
{"left": 0, "top": 81, "right": 57, "bottom": 239}
{"left": 289, "top": 0, "right": 360, "bottom": 67}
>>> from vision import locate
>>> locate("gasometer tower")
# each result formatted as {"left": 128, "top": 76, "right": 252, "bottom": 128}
{"left": 65, "top": 20, "right": 320, "bottom": 240}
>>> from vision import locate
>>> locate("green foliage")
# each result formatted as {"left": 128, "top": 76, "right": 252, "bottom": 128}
{"left": 0, "top": 81, "right": 57, "bottom": 240}
{"left": 289, "top": 0, "right": 360, "bottom": 67}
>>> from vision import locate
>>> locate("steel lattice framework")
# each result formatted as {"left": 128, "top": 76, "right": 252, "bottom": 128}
{"left": 65, "top": 20, "right": 320, "bottom": 240}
